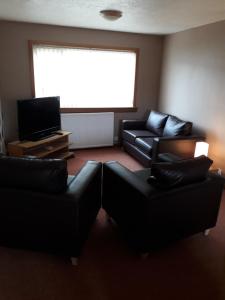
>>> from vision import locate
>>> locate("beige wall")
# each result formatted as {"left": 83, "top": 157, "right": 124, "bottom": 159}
{"left": 0, "top": 21, "right": 163, "bottom": 141}
{"left": 159, "top": 20, "right": 225, "bottom": 171}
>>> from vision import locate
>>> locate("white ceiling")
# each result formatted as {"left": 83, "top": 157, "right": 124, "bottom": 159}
{"left": 0, "top": 0, "right": 225, "bottom": 34}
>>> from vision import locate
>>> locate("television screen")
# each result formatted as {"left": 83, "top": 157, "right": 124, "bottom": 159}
{"left": 17, "top": 96, "right": 61, "bottom": 141}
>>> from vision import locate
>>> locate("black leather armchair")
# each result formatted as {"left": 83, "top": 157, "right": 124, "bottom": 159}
{"left": 0, "top": 156, "right": 102, "bottom": 265}
{"left": 122, "top": 110, "right": 202, "bottom": 167}
{"left": 102, "top": 160, "right": 224, "bottom": 254}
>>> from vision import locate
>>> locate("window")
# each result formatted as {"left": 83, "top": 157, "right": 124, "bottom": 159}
{"left": 29, "top": 41, "right": 139, "bottom": 112}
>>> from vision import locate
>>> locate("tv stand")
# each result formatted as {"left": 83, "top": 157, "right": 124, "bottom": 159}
{"left": 28, "top": 134, "right": 55, "bottom": 142}
{"left": 7, "top": 131, "right": 74, "bottom": 159}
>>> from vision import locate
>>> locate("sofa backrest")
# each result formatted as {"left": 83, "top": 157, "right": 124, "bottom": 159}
{"left": 163, "top": 115, "right": 192, "bottom": 136}
{"left": 146, "top": 110, "right": 168, "bottom": 135}
{"left": 0, "top": 156, "right": 68, "bottom": 194}
{"left": 148, "top": 155, "right": 213, "bottom": 189}
{"left": 146, "top": 110, "right": 192, "bottom": 137}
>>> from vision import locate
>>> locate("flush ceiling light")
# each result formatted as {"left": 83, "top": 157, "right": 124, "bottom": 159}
{"left": 100, "top": 9, "right": 122, "bottom": 21}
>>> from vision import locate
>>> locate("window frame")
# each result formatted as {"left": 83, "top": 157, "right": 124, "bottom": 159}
{"left": 28, "top": 40, "right": 139, "bottom": 113}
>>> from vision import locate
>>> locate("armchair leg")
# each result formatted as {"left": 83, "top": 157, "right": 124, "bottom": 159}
{"left": 71, "top": 257, "right": 78, "bottom": 266}
{"left": 204, "top": 229, "right": 210, "bottom": 236}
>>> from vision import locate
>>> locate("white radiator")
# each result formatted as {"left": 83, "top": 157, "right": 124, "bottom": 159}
{"left": 61, "top": 112, "right": 114, "bottom": 149}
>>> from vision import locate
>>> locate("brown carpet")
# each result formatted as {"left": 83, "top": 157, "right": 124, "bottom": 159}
{"left": 67, "top": 146, "right": 143, "bottom": 174}
{"left": 0, "top": 147, "right": 225, "bottom": 300}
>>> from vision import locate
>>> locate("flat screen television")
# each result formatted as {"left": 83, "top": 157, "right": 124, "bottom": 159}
{"left": 17, "top": 96, "right": 61, "bottom": 141}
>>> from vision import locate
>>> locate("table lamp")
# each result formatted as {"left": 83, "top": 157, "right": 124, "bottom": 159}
{"left": 194, "top": 141, "right": 209, "bottom": 157}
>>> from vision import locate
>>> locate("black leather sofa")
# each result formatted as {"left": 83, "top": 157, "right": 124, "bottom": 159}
{"left": 122, "top": 110, "right": 202, "bottom": 167}
{"left": 102, "top": 158, "right": 224, "bottom": 254}
{"left": 0, "top": 156, "right": 102, "bottom": 265}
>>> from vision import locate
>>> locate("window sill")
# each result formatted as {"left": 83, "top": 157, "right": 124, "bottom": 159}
{"left": 60, "top": 107, "right": 138, "bottom": 113}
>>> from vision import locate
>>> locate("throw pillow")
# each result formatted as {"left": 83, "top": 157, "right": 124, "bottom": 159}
{"left": 147, "top": 155, "right": 213, "bottom": 189}
{"left": 146, "top": 110, "right": 168, "bottom": 135}
{"left": 163, "top": 115, "right": 192, "bottom": 136}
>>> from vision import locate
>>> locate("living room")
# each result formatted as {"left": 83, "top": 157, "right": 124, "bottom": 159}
{"left": 0, "top": 1, "right": 225, "bottom": 300}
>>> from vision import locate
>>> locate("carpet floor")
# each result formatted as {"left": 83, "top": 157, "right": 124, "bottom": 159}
{"left": 0, "top": 147, "right": 224, "bottom": 300}
{"left": 67, "top": 146, "right": 143, "bottom": 174}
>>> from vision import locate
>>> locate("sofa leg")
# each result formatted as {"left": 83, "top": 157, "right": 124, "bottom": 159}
{"left": 71, "top": 257, "right": 78, "bottom": 266}
{"left": 204, "top": 229, "right": 210, "bottom": 236}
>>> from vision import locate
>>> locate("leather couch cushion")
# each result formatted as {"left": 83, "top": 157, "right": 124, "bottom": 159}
{"left": 135, "top": 137, "right": 154, "bottom": 155}
{"left": 163, "top": 116, "right": 192, "bottom": 136}
{"left": 123, "top": 130, "right": 156, "bottom": 145}
{"left": 148, "top": 155, "right": 213, "bottom": 189}
{"left": 146, "top": 111, "right": 168, "bottom": 135}
{"left": 123, "top": 141, "right": 152, "bottom": 167}
{"left": 0, "top": 156, "right": 68, "bottom": 194}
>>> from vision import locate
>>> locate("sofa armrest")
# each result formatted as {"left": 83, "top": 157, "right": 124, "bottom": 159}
{"left": 102, "top": 161, "right": 157, "bottom": 225}
{"left": 153, "top": 135, "right": 204, "bottom": 142}
{"left": 151, "top": 135, "right": 204, "bottom": 161}
{"left": 66, "top": 161, "right": 102, "bottom": 199}
{"left": 65, "top": 161, "right": 102, "bottom": 253}
{"left": 122, "top": 120, "right": 146, "bottom": 130}
{"left": 66, "top": 160, "right": 102, "bottom": 222}
{"left": 103, "top": 161, "right": 154, "bottom": 197}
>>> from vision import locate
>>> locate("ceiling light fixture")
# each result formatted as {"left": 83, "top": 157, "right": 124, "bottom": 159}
{"left": 100, "top": 9, "right": 122, "bottom": 21}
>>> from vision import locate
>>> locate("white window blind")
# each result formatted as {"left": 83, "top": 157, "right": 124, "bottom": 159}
{"left": 32, "top": 45, "right": 137, "bottom": 108}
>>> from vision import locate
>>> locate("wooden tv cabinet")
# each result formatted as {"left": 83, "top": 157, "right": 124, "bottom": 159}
{"left": 7, "top": 130, "right": 74, "bottom": 159}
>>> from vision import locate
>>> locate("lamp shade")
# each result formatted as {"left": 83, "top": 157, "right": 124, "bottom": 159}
{"left": 194, "top": 141, "right": 209, "bottom": 157}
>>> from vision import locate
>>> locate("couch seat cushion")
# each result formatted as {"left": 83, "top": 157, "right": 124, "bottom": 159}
{"left": 123, "top": 130, "right": 156, "bottom": 145}
{"left": 135, "top": 137, "right": 154, "bottom": 155}
{"left": 163, "top": 116, "right": 192, "bottom": 136}
{"left": 146, "top": 110, "right": 168, "bottom": 135}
